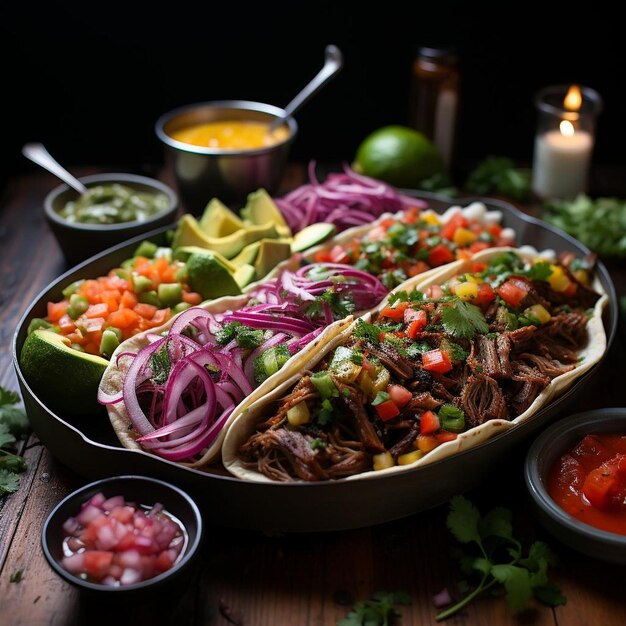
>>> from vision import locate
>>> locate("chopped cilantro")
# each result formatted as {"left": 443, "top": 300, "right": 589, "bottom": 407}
{"left": 149, "top": 343, "right": 171, "bottom": 385}
{"left": 215, "top": 321, "right": 241, "bottom": 345}
{"left": 216, "top": 322, "right": 264, "bottom": 349}
{"left": 525, "top": 261, "right": 553, "bottom": 282}
{"left": 310, "top": 437, "right": 327, "bottom": 450}
{"left": 305, "top": 288, "right": 355, "bottom": 320}
{"left": 350, "top": 351, "right": 364, "bottom": 365}
{"left": 441, "top": 300, "right": 489, "bottom": 339}
{"left": 439, "top": 496, "right": 565, "bottom": 620}
{"left": 406, "top": 342, "right": 431, "bottom": 358}
{"left": 315, "top": 398, "right": 335, "bottom": 426}
{"left": 353, "top": 320, "right": 382, "bottom": 345}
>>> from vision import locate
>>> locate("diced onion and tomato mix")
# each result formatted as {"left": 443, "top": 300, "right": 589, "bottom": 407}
{"left": 312, "top": 208, "right": 515, "bottom": 289}
{"left": 60, "top": 492, "right": 185, "bottom": 586}
{"left": 237, "top": 251, "right": 600, "bottom": 481}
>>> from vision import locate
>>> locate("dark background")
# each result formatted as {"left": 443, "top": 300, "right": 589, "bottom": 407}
{"left": 2, "top": 2, "right": 624, "bottom": 189}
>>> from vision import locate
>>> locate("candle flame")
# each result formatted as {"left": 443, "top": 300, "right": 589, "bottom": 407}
{"left": 560, "top": 120, "right": 575, "bottom": 137}
{"left": 564, "top": 85, "right": 582, "bottom": 111}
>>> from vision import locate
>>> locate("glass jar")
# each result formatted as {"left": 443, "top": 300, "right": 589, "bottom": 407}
{"left": 408, "top": 46, "right": 459, "bottom": 169}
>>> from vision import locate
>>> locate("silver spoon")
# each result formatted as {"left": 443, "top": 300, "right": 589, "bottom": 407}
{"left": 22, "top": 143, "right": 88, "bottom": 195}
{"left": 268, "top": 44, "right": 344, "bottom": 134}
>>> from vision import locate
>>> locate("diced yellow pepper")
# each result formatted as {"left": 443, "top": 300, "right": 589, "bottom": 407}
{"left": 573, "top": 269, "right": 590, "bottom": 285}
{"left": 524, "top": 304, "right": 551, "bottom": 324}
{"left": 287, "top": 402, "right": 310, "bottom": 426}
{"left": 373, "top": 451, "right": 395, "bottom": 471}
{"left": 453, "top": 227, "right": 476, "bottom": 247}
{"left": 416, "top": 435, "right": 439, "bottom": 454}
{"left": 421, "top": 212, "right": 441, "bottom": 225}
{"left": 397, "top": 450, "right": 424, "bottom": 465}
{"left": 548, "top": 265, "right": 571, "bottom": 292}
{"left": 454, "top": 282, "right": 479, "bottom": 302}
{"left": 464, "top": 273, "right": 482, "bottom": 284}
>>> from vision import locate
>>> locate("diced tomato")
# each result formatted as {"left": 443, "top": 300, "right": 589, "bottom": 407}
{"left": 583, "top": 466, "right": 619, "bottom": 510}
{"left": 367, "top": 225, "right": 388, "bottom": 241}
{"left": 328, "top": 244, "right": 349, "bottom": 264}
{"left": 406, "top": 310, "right": 428, "bottom": 338}
{"left": 107, "top": 308, "right": 140, "bottom": 330}
{"left": 487, "top": 223, "right": 503, "bottom": 238}
{"left": 562, "top": 280, "right": 578, "bottom": 297}
{"left": 181, "top": 291, "right": 203, "bottom": 305}
{"left": 441, "top": 213, "right": 469, "bottom": 240}
{"left": 428, "top": 243, "right": 455, "bottom": 267}
{"left": 379, "top": 301, "right": 409, "bottom": 321}
{"left": 375, "top": 400, "right": 400, "bottom": 422}
{"left": 476, "top": 283, "right": 496, "bottom": 306}
{"left": 133, "top": 303, "right": 158, "bottom": 319}
{"left": 471, "top": 261, "right": 488, "bottom": 273}
{"left": 154, "top": 550, "right": 174, "bottom": 573}
{"left": 401, "top": 206, "right": 421, "bottom": 224}
{"left": 420, "top": 410, "right": 440, "bottom": 435}
{"left": 436, "top": 431, "right": 458, "bottom": 443}
{"left": 406, "top": 260, "right": 431, "bottom": 277}
{"left": 120, "top": 290, "right": 139, "bottom": 309}
{"left": 47, "top": 301, "right": 69, "bottom": 322}
{"left": 314, "top": 249, "right": 333, "bottom": 263}
{"left": 497, "top": 279, "right": 529, "bottom": 308}
{"left": 57, "top": 314, "right": 76, "bottom": 333}
{"left": 83, "top": 551, "right": 114, "bottom": 581}
{"left": 387, "top": 384, "right": 412, "bottom": 409}
{"left": 421, "top": 349, "right": 452, "bottom": 374}
{"left": 469, "top": 241, "right": 490, "bottom": 253}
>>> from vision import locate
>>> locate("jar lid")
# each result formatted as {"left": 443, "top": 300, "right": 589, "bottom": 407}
{"left": 417, "top": 46, "right": 458, "bottom": 65}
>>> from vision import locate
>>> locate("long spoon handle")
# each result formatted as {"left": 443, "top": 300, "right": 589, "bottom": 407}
{"left": 268, "top": 45, "right": 344, "bottom": 133}
{"left": 22, "top": 143, "right": 88, "bottom": 195}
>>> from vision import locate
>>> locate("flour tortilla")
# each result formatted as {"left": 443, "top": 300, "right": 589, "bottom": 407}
{"left": 222, "top": 247, "right": 608, "bottom": 482}
{"left": 99, "top": 293, "right": 354, "bottom": 468}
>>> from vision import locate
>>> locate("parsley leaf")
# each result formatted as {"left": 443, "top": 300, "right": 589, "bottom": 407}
{"left": 0, "top": 424, "right": 16, "bottom": 449}
{"left": 306, "top": 289, "right": 355, "bottom": 321}
{"left": 437, "top": 496, "right": 565, "bottom": 620}
{"left": 441, "top": 300, "right": 489, "bottom": 340}
{"left": 0, "top": 389, "right": 29, "bottom": 437}
{"left": 525, "top": 261, "right": 552, "bottom": 282}
{"left": 465, "top": 156, "right": 531, "bottom": 201}
{"left": 0, "top": 469, "right": 20, "bottom": 495}
{"left": 338, "top": 590, "right": 410, "bottom": 626}
{"left": 353, "top": 320, "right": 382, "bottom": 345}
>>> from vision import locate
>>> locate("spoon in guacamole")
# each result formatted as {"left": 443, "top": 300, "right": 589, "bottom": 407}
{"left": 267, "top": 44, "right": 344, "bottom": 134}
{"left": 22, "top": 142, "right": 88, "bottom": 195}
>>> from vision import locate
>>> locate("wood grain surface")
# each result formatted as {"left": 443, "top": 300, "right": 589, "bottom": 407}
{"left": 1, "top": 168, "right": 625, "bottom": 626}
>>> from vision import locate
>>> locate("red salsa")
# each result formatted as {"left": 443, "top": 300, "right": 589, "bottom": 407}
{"left": 547, "top": 433, "right": 626, "bottom": 535}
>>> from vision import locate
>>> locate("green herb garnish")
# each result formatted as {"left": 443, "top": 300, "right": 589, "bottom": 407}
{"left": 338, "top": 590, "right": 411, "bottom": 626}
{"left": 441, "top": 300, "right": 489, "bottom": 339}
{"left": 0, "top": 387, "right": 29, "bottom": 496}
{"left": 437, "top": 495, "right": 565, "bottom": 620}
{"left": 465, "top": 156, "right": 531, "bottom": 201}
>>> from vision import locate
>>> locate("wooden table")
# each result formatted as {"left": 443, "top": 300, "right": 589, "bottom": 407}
{"left": 1, "top": 168, "right": 625, "bottom": 626}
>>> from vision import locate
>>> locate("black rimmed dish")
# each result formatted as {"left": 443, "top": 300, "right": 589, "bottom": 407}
{"left": 42, "top": 475, "right": 203, "bottom": 594}
{"left": 524, "top": 409, "right": 626, "bottom": 564}
{"left": 15, "top": 192, "right": 619, "bottom": 533}
{"left": 155, "top": 100, "right": 298, "bottom": 213}
{"left": 44, "top": 173, "right": 179, "bottom": 266}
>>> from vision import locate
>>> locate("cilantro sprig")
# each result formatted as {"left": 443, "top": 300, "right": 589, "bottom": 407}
{"left": 0, "top": 387, "right": 29, "bottom": 496}
{"left": 437, "top": 495, "right": 565, "bottom": 620}
{"left": 440, "top": 300, "right": 489, "bottom": 340}
{"left": 338, "top": 590, "right": 411, "bottom": 626}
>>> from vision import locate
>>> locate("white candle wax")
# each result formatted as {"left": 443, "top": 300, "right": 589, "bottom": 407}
{"left": 532, "top": 129, "right": 593, "bottom": 199}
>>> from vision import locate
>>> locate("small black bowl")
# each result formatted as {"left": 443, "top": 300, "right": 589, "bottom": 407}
{"left": 44, "top": 173, "right": 179, "bottom": 266}
{"left": 42, "top": 475, "right": 202, "bottom": 595}
{"left": 525, "top": 408, "right": 626, "bottom": 564}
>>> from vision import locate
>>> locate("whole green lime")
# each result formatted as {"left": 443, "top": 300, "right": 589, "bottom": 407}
{"left": 20, "top": 329, "right": 109, "bottom": 417}
{"left": 354, "top": 125, "right": 445, "bottom": 188}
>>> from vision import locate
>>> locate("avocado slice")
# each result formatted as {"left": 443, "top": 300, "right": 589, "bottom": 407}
{"left": 292, "top": 222, "right": 337, "bottom": 253}
{"left": 254, "top": 238, "right": 293, "bottom": 280}
{"left": 241, "top": 189, "right": 291, "bottom": 237}
{"left": 234, "top": 264, "right": 258, "bottom": 289}
{"left": 230, "top": 241, "right": 262, "bottom": 268}
{"left": 199, "top": 198, "right": 244, "bottom": 238}
{"left": 186, "top": 252, "right": 242, "bottom": 300}
{"left": 172, "top": 215, "right": 280, "bottom": 259}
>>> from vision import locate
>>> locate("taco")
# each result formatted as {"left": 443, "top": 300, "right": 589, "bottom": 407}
{"left": 222, "top": 247, "right": 607, "bottom": 482}
{"left": 97, "top": 262, "right": 390, "bottom": 467}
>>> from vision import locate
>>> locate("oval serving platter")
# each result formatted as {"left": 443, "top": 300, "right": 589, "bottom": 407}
{"left": 12, "top": 192, "right": 618, "bottom": 532}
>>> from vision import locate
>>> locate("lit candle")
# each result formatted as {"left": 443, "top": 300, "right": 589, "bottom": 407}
{"left": 532, "top": 119, "right": 593, "bottom": 199}
{"left": 531, "top": 84, "right": 601, "bottom": 200}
